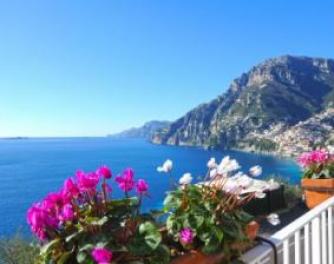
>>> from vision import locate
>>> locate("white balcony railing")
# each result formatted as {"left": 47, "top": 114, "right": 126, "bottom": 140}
{"left": 241, "top": 196, "right": 334, "bottom": 264}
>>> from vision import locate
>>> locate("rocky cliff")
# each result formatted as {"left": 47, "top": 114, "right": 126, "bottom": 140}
{"left": 152, "top": 55, "right": 334, "bottom": 154}
{"left": 110, "top": 121, "right": 170, "bottom": 139}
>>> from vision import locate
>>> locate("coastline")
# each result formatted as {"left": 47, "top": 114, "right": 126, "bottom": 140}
{"left": 150, "top": 140, "right": 298, "bottom": 160}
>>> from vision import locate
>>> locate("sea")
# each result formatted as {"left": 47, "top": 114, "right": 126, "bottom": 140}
{"left": 0, "top": 137, "right": 301, "bottom": 237}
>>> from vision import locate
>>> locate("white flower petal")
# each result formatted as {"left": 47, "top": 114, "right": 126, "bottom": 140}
{"left": 255, "top": 191, "right": 266, "bottom": 199}
{"left": 207, "top": 157, "right": 217, "bottom": 169}
{"left": 223, "top": 181, "right": 240, "bottom": 194}
{"left": 157, "top": 159, "right": 173, "bottom": 173}
{"left": 216, "top": 156, "right": 240, "bottom": 175}
{"left": 220, "top": 156, "right": 231, "bottom": 167}
{"left": 328, "top": 145, "right": 334, "bottom": 155}
{"left": 179, "top": 173, "right": 193, "bottom": 185}
{"left": 249, "top": 166, "right": 262, "bottom": 177}
{"left": 268, "top": 179, "right": 280, "bottom": 190}
{"left": 267, "top": 213, "right": 280, "bottom": 226}
{"left": 157, "top": 166, "right": 165, "bottom": 172}
{"left": 209, "top": 168, "right": 218, "bottom": 179}
{"left": 163, "top": 159, "right": 173, "bottom": 172}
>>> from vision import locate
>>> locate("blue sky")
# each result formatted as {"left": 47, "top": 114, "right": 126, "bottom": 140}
{"left": 0, "top": 0, "right": 333, "bottom": 137}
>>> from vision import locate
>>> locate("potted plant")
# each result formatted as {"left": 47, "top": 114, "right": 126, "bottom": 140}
{"left": 27, "top": 166, "right": 170, "bottom": 264}
{"left": 298, "top": 148, "right": 334, "bottom": 209}
{"left": 161, "top": 157, "right": 268, "bottom": 264}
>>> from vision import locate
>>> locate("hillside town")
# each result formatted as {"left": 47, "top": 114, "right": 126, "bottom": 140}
{"left": 252, "top": 108, "right": 334, "bottom": 156}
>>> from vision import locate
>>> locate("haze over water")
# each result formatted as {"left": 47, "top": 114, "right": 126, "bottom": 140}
{"left": 0, "top": 138, "right": 300, "bottom": 237}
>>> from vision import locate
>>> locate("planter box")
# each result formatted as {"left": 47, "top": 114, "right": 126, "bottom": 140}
{"left": 170, "top": 251, "right": 225, "bottom": 264}
{"left": 243, "top": 185, "right": 286, "bottom": 215}
{"left": 301, "top": 178, "right": 334, "bottom": 209}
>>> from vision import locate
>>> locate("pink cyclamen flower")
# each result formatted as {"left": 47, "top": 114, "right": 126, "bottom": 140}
{"left": 298, "top": 150, "right": 329, "bottom": 167}
{"left": 59, "top": 203, "right": 75, "bottom": 222}
{"left": 76, "top": 170, "right": 99, "bottom": 194}
{"left": 91, "top": 247, "right": 113, "bottom": 264}
{"left": 298, "top": 152, "right": 312, "bottom": 167}
{"left": 97, "top": 165, "right": 112, "bottom": 179}
{"left": 27, "top": 203, "right": 58, "bottom": 240}
{"left": 310, "top": 150, "right": 328, "bottom": 164}
{"left": 43, "top": 192, "right": 64, "bottom": 210}
{"left": 63, "top": 178, "right": 80, "bottom": 200}
{"left": 41, "top": 192, "right": 65, "bottom": 224}
{"left": 115, "top": 168, "right": 135, "bottom": 192}
{"left": 136, "top": 179, "right": 149, "bottom": 194}
{"left": 180, "top": 228, "right": 194, "bottom": 244}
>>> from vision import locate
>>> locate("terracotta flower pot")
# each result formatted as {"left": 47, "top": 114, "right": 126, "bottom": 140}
{"left": 245, "top": 221, "right": 259, "bottom": 240}
{"left": 170, "top": 251, "right": 225, "bottom": 264}
{"left": 301, "top": 178, "right": 334, "bottom": 209}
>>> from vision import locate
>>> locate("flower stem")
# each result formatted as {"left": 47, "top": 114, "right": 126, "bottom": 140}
{"left": 102, "top": 178, "right": 107, "bottom": 204}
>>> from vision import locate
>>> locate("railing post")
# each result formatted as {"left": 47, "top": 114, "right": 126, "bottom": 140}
{"left": 312, "top": 216, "right": 321, "bottom": 264}
{"left": 294, "top": 230, "right": 301, "bottom": 264}
{"left": 322, "top": 211, "right": 327, "bottom": 264}
{"left": 328, "top": 207, "right": 333, "bottom": 264}
{"left": 304, "top": 223, "right": 310, "bottom": 264}
{"left": 283, "top": 239, "right": 290, "bottom": 264}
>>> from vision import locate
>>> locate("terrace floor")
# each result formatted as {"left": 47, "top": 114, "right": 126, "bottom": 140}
{"left": 259, "top": 202, "right": 308, "bottom": 237}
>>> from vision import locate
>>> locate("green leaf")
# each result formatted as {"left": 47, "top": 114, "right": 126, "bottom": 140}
{"left": 128, "top": 221, "right": 162, "bottom": 256}
{"left": 95, "top": 216, "right": 109, "bottom": 226}
{"left": 58, "top": 251, "right": 72, "bottom": 264}
{"left": 147, "top": 245, "right": 171, "bottom": 264}
{"left": 76, "top": 251, "right": 87, "bottom": 263}
{"left": 212, "top": 226, "right": 224, "bottom": 242}
{"left": 40, "top": 238, "right": 61, "bottom": 255}
{"left": 139, "top": 222, "right": 162, "bottom": 250}
{"left": 65, "top": 230, "right": 83, "bottom": 243}
{"left": 78, "top": 243, "right": 94, "bottom": 252}
{"left": 189, "top": 214, "right": 204, "bottom": 229}
{"left": 163, "top": 194, "right": 180, "bottom": 210}
{"left": 197, "top": 231, "right": 211, "bottom": 242}
{"left": 202, "top": 235, "right": 220, "bottom": 254}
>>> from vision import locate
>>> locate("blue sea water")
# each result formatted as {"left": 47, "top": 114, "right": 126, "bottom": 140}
{"left": 0, "top": 137, "right": 301, "bottom": 237}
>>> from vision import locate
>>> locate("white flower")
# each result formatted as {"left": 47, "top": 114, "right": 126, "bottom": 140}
{"left": 219, "top": 156, "right": 231, "bottom": 168}
{"left": 328, "top": 145, "right": 334, "bottom": 155}
{"left": 268, "top": 179, "right": 280, "bottom": 190}
{"left": 157, "top": 159, "right": 173, "bottom": 173}
{"left": 223, "top": 181, "right": 240, "bottom": 193}
{"left": 237, "top": 174, "right": 253, "bottom": 188}
{"left": 267, "top": 213, "right": 280, "bottom": 226}
{"left": 209, "top": 168, "right": 218, "bottom": 178}
{"left": 255, "top": 191, "right": 266, "bottom": 199}
{"left": 249, "top": 166, "right": 262, "bottom": 177}
{"left": 207, "top": 157, "right": 217, "bottom": 169}
{"left": 227, "top": 159, "right": 240, "bottom": 172}
{"left": 217, "top": 156, "right": 240, "bottom": 175}
{"left": 231, "top": 171, "right": 243, "bottom": 178}
{"left": 179, "top": 173, "right": 193, "bottom": 185}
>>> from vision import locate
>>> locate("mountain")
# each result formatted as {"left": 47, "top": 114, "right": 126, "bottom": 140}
{"left": 152, "top": 55, "right": 334, "bottom": 155}
{"left": 110, "top": 121, "right": 170, "bottom": 139}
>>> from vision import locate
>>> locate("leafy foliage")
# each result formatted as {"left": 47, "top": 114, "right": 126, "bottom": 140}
{"left": 163, "top": 184, "right": 254, "bottom": 261}
{"left": 0, "top": 233, "right": 39, "bottom": 264}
